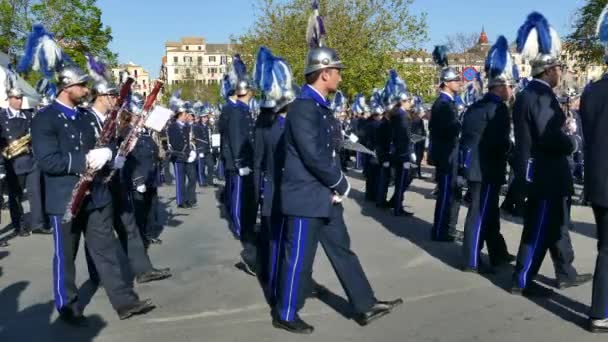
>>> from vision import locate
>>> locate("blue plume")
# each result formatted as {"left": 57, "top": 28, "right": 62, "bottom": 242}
{"left": 18, "top": 24, "right": 47, "bottom": 73}
{"left": 516, "top": 12, "right": 560, "bottom": 58}
{"left": 17, "top": 24, "right": 64, "bottom": 78}
{"left": 596, "top": 4, "right": 608, "bottom": 44}
{"left": 312, "top": 0, "right": 319, "bottom": 9}
{"left": 306, "top": 0, "right": 325, "bottom": 48}
{"left": 432, "top": 45, "right": 449, "bottom": 67}
{"left": 331, "top": 90, "right": 345, "bottom": 112}
{"left": 221, "top": 74, "right": 232, "bottom": 99}
{"left": 86, "top": 53, "right": 109, "bottom": 82}
{"left": 253, "top": 47, "right": 275, "bottom": 93}
{"left": 229, "top": 54, "right": 247, "bottom": 87}
{"left": 485, "top": 36, "right": 508, "bottom": 78}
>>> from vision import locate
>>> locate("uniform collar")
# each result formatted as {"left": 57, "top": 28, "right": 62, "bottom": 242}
{"left": 54, "top": 100, "right": 79, "bottom": 120}
{"left": 300, "top": 84, "right": 330, "bottom": 108}
{"left": 439, "top": 91, "right": 455, "bottom": 102}
{"left": 235, "top": 99, "right": 249, "bottom": 111}
{"left": 91, "top": 107, "right": 107, "bottom": 124}
{"left": 7, "top": 106, "right": 25, "bottom": 119}
{"left": 531, "top": 78, "right": 553, "bottom": 90}
{"left": 484, "top": 92, "right": 503, "bottom": 104}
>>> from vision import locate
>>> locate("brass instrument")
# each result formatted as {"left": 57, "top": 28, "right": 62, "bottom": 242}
{"left": 152, "top": 131, "right": 166, "bottom": 160}
{"left": 2, "top": 134, "right": 32, "bottom": 159}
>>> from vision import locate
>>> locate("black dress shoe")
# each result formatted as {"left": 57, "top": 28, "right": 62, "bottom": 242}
{"left": 178, "top": 204, "right": 189, "bottom": 209}
{"left": 235, "top": 261, "right": 257, "bottom": 276}
{"left": 0, "top": 240, "right": 8, "bottom": 247}
{"left": 17, "top": 230, "right": 31, "bottom": 237}
{"left": 491, "top": 254, "right": 516, "bottom": 267}
{"left": 354, "top": 302, "right": 395, "bottom": 326}
{"left": 462, "top": 263, "right": 495, "bottom": 274}
{"left": 59, "top": 307, "right": 87, "bottom": 326}
{"left": 394, "top": 209, "right": 414, "bottom": 217}
{"left": 32, "top": 227, "right": 53, "bottom": 235}
{"left": 432, "top": 235, "right": 455, "bottom": 242}
{"left": 117, "top": 299, "right": 155, "bottom": 320}
{"left": 374, "top": 298, "right": 404, "bottom": 311}
{"left": 136, "top": 269, "right": 172, "bottom": 284}
{"left": 511, "top": 283, "right": 553, "bottom": 297}
{"left": 272, "top": 316, "right": 314, "bottom": 334}
{"left": 557, "top": 273, "right": 593, "bottom": 289}
{"left": 589, "top": 318, "right": 608, "bottom": 333}
{"left": 308, "top": 282, "right": 330, "bottom": 298}
{"left": 450, "top": 231, "right": 464, "bottom": 241}
{"left": 147, "top": 237, "right": 162, "bottom": 245}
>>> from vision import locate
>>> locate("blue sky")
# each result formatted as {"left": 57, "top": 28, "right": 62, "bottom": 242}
{"left": 98, "top": 0, "right": 582, "bottom": 78}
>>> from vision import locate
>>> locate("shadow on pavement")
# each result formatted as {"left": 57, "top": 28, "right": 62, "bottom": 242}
{"left": 0, "top": 281, "right": 107, "bottom": 341}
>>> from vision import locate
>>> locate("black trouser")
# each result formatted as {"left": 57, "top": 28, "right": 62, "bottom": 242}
{"left": 161, "top": 157, "right": 174, "bottom": 185}
{"left": 7, "top": 167, "right": 45, "bottom": 231}
{"left": 591, "top": 205, "right": 608, "bottom": 319}
{"left": 502, "top": 175, "right": 526, "bottom": 212}
{"left": 196, "top": 155, "right": 215, "bottom": 186}
{"left": 173, "top": 161, "right": 197, "bottom": 206}
{"left": 364, "top": 161, "right": 380, "bottom": 202}
{"left": 414, "top": 142, "right": 425, "bottom": 177}
{"left": 462, "top": 182, "right": 509, "bottom": 268}
{"left": 390, "top": 162, "right": 413, "bottom": 215}
{"left": 224, "top": 169, "right": 234, "bottom": 219}
{"left": 431, "top": 170, "right": 461, "bottom": 239}
{"left": 132, "top": 187, "right": 160, "bottom": 241}
{"left": 375, "top": 164, "right": 391, "bottom": 207}
{"left": 512, "top": 196, "right": 577, "bottom": 288}
{"left": 49, "top": 204, "right": 138, "bottom": 313}
{"left": 275, "top": 205, "right": 376, "bottom": 322}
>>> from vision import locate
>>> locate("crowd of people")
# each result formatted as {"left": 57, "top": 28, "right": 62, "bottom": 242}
{"left": 3, "top": 1, "right": 608, "bottom": 337}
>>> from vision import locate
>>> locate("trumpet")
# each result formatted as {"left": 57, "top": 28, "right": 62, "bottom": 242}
{"left": 2, "top": 134, "right": 31, "bottom": 159}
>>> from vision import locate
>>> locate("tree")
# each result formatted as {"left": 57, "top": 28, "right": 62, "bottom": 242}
{"left": 444, "top": 32, "right": 480, "bottom": 54}
{"left": 0, "top": 0, "right": 116, "bottom": 68}
{"left": 235, "top": 0, "right": 428, "bottom": 99}
{"left": 163, "top": 81, "right": 222, "bottom": 106}
{"left": 566, "top": 0, "right": 608, "bottom": 68}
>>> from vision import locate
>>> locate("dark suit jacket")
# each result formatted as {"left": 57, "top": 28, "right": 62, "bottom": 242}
{"left": 375, "top": 117, "right": 392, "bottom": 164}
{"left": 123, "top": 127, "right": 160, "bottom": 188}
{"left": 281, "top": 85, "right": 349, "bottom": 218}
{"left": 253, "top": 114, "right": 286, "bottom": 217}
{"left": 580, "top": 76, "right": 608, "bottom": 206}
{"left": 429, "top": 92, "right": 461, "bottom": 173}
{"left": 460, "top": 93, "right": 511, "bottom": 184}
{"left": 512, "top": 79, "right": 574, "bottom": 198}
{"left": 389, "top": 107, "right": 412, "bottom": 163}
{"left": 167, "top": 121, "right": 192, "bottom": 163}
{"left": 227, "top": 100, "right": 254, "bottom": 170}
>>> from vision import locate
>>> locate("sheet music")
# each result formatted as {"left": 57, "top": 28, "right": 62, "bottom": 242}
{"left": 144, "top": 106, "right": 172, "bottom": 132}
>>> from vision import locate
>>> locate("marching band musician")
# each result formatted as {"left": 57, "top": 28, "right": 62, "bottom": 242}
{"left": 429, "top": 45, "right": 464, "bottom": 242}
{"left": 28, "top": 40, "right": 154, "bottom": 324}
{"left": 375, "top": 107, "right": 392, "bottom": 209}
{"left": 167, "top": 94, "right": 197, "bottom": 209}
{"left": 510, "top": 13, "right": 591, "bottom": 297}
{"left": 271, "top": 2, "right": 402, "bottom": 334}
{"left": 0, "top": 70, "right": 50, "bottom": 237}
{"left": 363, "top": 90, "right": 383, "bottom": 203}
{"left": 460, "top": 36, "right": 514, "bottom": 273}
{"left": 192, "top": 104, "right": 214, "bottom": 187}
{"left": 386, "top": 70, "right": 415, "bottom": 217}
{"left": 84, "top": 74, "right": 171, "bottom": 285}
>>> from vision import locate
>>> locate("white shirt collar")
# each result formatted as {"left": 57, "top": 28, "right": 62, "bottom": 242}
{"left": 440, "top": 91, "right": 454, "bottom": 101}
{"left": 307, "top": 84, "right": 328, "bottom": 101}
{"left": 7, "top": 106, "right": 24, "bottom": 119}
{"left": 91, "top": 107, "right": 107, "bottom": 124}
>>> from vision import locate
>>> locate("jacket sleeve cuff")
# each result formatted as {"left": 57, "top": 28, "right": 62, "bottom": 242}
{"left": 132, "top": 176, "right": 145, "bottom": 188}
{"left": 330, "top": 172, "right": 349, "bottom": 195}
{"left": 69, "top": 152, "right": 87, "bottom": 175}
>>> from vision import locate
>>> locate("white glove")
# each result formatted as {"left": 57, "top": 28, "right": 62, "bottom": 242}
{"left": 403, "top": 162, "right": 411, "bottom": 169}
{"left": 565, "top": 118, "right": 577, "bottom": 135}
{"left": 136, "top": 184, "right": 147, "bottom": 193}
{"left": 332, "top": 180, "right": 351, "bottom": 204}
{"left": 348, "top": 133, "right": 359, "bottom": 143}
{"left": 199, "top": 153, "right": 205, "bottom": 158}
{"left": 382, "top": 161, "right": 390, "bottom": 168}
{"left": 113, "top": 155, "right": 126, "bottom": 169}
{"left": 457, "top": 176, "right": 466, "bottom": 186}
{"left": 187, "top": 151, "right": 196, "bottom": 163}
{"left": 410, "top": 153, "right": 417, "bottom": 163}
{"left": 86, "top": 147, "right": 112, "bottom": 171}
{"left": 239, "top": 167, "right": 252, "bottom": 176}
{"left": 0, "top": 173, "right": 5, "bottom": 180}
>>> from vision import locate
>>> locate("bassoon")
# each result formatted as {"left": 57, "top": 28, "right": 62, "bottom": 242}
{"left": 64, "top": 77, "right": 134, "bottom": 221}
{"left": 104, "top": 80, "right": 164, "bottom": 182}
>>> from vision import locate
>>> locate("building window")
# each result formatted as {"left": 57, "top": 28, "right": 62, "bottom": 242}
{"left": 173, "top": 56, "right": 178, "bottom": 63}
{"left": 186, "top": 46, "right": 189, "bottom": 50}
{"left": 198, "top": 56, "right": 202, "bottom": 65}
{"left": 198, "top": 46, "right": 202, "bottom": 50}
{"left": 186, "top": 68, "right": 191, "bottom": 77}
{"left": 197, "top": 68, "right": 202, "bottom": 74}
{"left": 174, "top": 68, "right": 178, "bottom": 74}
{"left": 220, "top": 56, "right": 227, "bottom": 65}
{"left": 209, "top": 56, "right": 216, "bottom": 62}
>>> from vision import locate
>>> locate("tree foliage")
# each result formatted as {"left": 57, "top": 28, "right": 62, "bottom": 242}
{"left": 0, "top": 0, "right": 116, "bottom": 68}
{"left": 444, "top": 32, "right": 479, "bottom": 54}
{"left": 163, "top": 81, "right": 222, "bottom": 106}
{"left": 566, "top": 0, "right": 608, "bottom": 68}
{"left": 235, "top": 0, "right": 429, "bottom": 99}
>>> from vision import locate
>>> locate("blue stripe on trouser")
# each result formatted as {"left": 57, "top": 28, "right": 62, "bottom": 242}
{"left": 270, "top": 217, "right": 285, "bottom": 300}
{"left": 51, "top": 216, "right": 67, "bottom": 310}
{"left": 174, "top": 163, "right": 183, "bottom": 205}
{"left": 281, "top": 218, "right": 307, "bottom": 322}
{"left": 197, "top": 158, "right": 205, "bottom": 185}
{"left": 435, "top": 174, "right": 451, "bottom": 238}
{"left": 470, "top": 184, "right": 492, "bottom": 268}
{"left": 518, "top": 200, "right": 548, "bottom": 288}
{"left": 393, "top": 166, "right": 408, "bottom": 215}
{"left": 231, "top": 175, "right": 242, "bottom": 237}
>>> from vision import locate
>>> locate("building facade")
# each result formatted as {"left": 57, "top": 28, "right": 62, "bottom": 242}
{"left": 111, "top": 62, "right": 152, "bottom": 97}
{"left": 162, "top": 37, "right": 234, "bottom": 86}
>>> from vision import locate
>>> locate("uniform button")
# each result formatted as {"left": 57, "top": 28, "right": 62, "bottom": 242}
{"left": 75, "top": 147, "right": 79, "bottom": 151}
{"left": 327, "top": 144, "right": 329, "bottom": 147}
{"left": 58, "top": 115, "right": 61, "bottom": 118}
{"left": 64, "top": 124, "right": 68, "bottom": 127}
{"left": 5, "top": 128, "right": 8, "bottom": 131}
{"left": 71, "top": 135, "right": 75, "bottom": 138}
{"left": 323, "top": 115, "right": 326, "bottom": 119}
{"left": 8, "top": 135, "right": 12, "bottom": 139}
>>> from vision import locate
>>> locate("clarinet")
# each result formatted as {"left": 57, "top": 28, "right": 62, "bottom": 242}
{"left": 104, "top": 80, "right": 164, "bottom": 182}
{"left": 64, "top": 77, "right": 135, "bottom": 221}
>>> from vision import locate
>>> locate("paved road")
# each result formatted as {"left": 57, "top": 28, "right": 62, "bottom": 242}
{"left": 0, "top": 170, "right": 605, "bottom": 342}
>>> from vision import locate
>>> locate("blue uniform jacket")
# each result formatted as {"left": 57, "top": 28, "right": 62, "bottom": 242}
{"left": 122, "top": 127, "right": 160, "bottom": 188}
{"left": 429, "top": 92, "right": 461, "bottom": 173}
{"left": 253, "top": 115, "right": 286, "bottom": 217}
{"left": 167, "top": 121, "right": 192, "bottom": 163}
{"left": 32, "top": 102, "right": 113, "bottom": 215}
{"left": 281, "top": 85, "right": 349, "bottom": 218}
{"left": 226, "top": 100, "right": 254, "bottom": 170}
{"left": 389, "top": 107, "right": 413, "bottom": 163}
{"left": 0, "top": 108, "right": 35, "bottom": 175}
